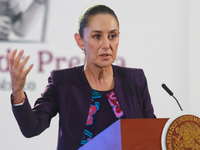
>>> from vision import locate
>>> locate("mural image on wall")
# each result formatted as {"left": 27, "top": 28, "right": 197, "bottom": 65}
{"left": 0, "top": 0, "right": 48, "bottom": 42}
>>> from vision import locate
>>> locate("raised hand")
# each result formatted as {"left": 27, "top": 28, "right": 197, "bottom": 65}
{"left": 7, "top": 49, "right": 34, "bottom": 103}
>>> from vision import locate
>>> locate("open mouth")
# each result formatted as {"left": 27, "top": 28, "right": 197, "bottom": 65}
{"left": 100, "top": 53, "right": 111, "bottom": 59}
{"left": 102, "top": 54, "right": 109, "bottom": 57}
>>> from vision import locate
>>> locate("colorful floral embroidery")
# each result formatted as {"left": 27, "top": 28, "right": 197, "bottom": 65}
{"left": 79, "top": 90, "right": 101, "bottom": 148}
{"left": 86, "top": 104, "right": 97, "bottom": 125}
{"left": 92, "top": 90, "right": 102, "bottom": 98}
{"left": 80, "top": 130, "right": 92, "bottom": 146}
{"left": 107, "top": 90, "right": 124, "bottom": 118}
{"left": 79, "top": 89, "right": 124, "bottom": 148}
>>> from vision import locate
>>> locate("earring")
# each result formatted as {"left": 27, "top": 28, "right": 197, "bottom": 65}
{"left": 82, "top": 49, "right": 86, "bottom": 54}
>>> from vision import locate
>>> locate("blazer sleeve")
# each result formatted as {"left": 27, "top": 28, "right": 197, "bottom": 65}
{"left": 11, "top": 71, "right": 59, "bottom": 138}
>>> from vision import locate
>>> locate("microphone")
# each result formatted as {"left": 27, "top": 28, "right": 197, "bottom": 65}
{"left": 128, "top": 84, "right": 139, "bottom": 118}
{"left": 161, "top": 83, "right": 183, "bottom": 111}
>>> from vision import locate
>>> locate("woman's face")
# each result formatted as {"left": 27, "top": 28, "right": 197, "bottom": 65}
{"left": 82, "top": 14, "right": 119, "bottom": 68}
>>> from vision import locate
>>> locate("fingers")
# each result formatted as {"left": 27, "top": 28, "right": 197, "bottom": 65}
{"left": 23, "top": 63, "right": 34, "bottom": 76}
{"left": 7, "top": 53, "right": 11, "bottom": 71}
{"left": 8, "top": 49, "right": 34, "bottom": 94}
{"left": 0, "top": 15, "right": 12, "bottom": 34}
{"left": 18, "top": 55, "right": 31, "bottom": 71}
{"left": 13, "top": 49, "right": 24, "bottom": 69}
{"left": 0, "top": 15, "right": 11, "bottom": 23}
{"left": 8, "top": 49, "right": 17, "bottom": 70}
{"left": 8, "top": 49, "right": 33, "bottom": 75}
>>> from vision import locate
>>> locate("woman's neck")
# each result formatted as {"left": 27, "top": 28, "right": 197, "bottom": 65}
{"left": 84, "top": 63, "right": 114, "bottom": 91}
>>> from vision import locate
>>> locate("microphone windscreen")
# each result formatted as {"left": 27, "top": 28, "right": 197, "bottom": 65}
{"left": 162, "top": 83, "right": 173, "bottom": 96}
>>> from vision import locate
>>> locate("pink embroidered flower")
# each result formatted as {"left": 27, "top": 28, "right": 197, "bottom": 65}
{"left": 107, "top": 90, "right": 124, "bottom": 118}
{"left": 86, "top": 105, "right": 97, "bottom": 125}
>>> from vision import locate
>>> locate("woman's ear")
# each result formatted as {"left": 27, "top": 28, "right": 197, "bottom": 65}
{"left": 74, "top": 33, "right": 85, "bottom": 50}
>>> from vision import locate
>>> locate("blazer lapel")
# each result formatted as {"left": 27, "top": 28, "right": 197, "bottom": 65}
{"left": 113, "top": 65, "right": 137, "bottom": 118}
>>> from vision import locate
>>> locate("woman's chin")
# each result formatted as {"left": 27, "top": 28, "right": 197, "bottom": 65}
{"left": 95, "top": 61, "right": 113, "bottom": 68}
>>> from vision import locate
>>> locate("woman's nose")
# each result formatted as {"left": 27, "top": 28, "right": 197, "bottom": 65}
{"left": 101, "top": 37, "right": 110, "bottom": 49}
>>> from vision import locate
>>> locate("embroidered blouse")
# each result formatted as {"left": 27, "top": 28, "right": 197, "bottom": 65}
{"left": 80, "top": 89, "right": 125, "bottom": 147}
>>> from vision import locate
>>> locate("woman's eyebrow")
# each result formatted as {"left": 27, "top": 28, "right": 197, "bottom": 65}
{"left": 91, "top": 29, "right": 118, "bottom": 33}
{"left": 109, "top": 29, "right": 118, "bottom": 33}
{"left": 91, "top": 30, "right": 102, "bottom": 33}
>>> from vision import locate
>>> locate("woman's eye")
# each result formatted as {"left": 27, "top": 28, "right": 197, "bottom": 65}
{"left": 93, "top": 34, "right": 101, "bottom": 39}
{"left": 109, "top": 34, "right": 117, "bottom": 39}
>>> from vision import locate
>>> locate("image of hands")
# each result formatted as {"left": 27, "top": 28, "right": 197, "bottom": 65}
{"left": 0, "top": 0, "right": 48, "bottom": 42}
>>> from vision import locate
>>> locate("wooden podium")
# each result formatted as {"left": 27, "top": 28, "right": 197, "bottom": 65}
{"left": 79, "top": 118, "right": 168, "bottom": 150}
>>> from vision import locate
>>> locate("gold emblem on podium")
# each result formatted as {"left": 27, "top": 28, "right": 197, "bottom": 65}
{"left": 162, "top": 112, "right": 200, "bottom": 150}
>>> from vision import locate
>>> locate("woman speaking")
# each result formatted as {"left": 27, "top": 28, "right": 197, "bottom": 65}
{"left": 8, "top": 4, "right": 155, "bottom": 150}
